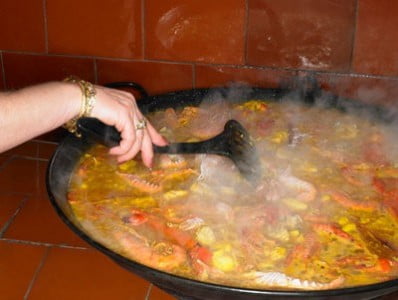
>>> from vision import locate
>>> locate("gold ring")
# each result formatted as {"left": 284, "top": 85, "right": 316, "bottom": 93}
{"left": 135, "top": 119, "right": 147, "bottom": 130}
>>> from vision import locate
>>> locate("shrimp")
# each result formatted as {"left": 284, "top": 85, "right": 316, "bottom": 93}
{"left": 328, "top": 190, "right": 380, "bottom": 212}
{"left": 279, "top": 170, "right": 317, "bottom": 202}
{"left": 115, "top": 232, "right": 187, "bottom": 271}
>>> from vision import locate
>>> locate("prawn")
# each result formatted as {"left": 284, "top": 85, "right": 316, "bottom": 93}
{"left": 279, "top": 170, "right": 317, "bottom": 202}
{"left": 115, "top": 232, "right": 187, "bottom": 271}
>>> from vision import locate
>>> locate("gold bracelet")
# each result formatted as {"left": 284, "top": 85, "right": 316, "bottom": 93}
{"left": 63, "top": 76, "right": 97, "bottom": 137}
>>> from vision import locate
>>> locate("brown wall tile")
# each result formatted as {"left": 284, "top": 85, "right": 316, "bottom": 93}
{"left": 353, "top": 0, "right": 398, "bottom": 76}
{"left": 247, "top": 0, "right": 356, "bottom": 71}
{"left": 97, "top": 59, "right": 193, "bottom": 95}
{"left": 47, "top": 0, "right": 142, "bottom": 59}
{"left": 145, "top": 0, "right": 245, "bottom": 64}
{"left": 0, "top": 0, "right": 45, "bottom": 52}
{"left": 0, "top": 54, "right": 4, "bottom": 90}
{"left": 3, "top": 53, "right": 95, "bottom": 89}
{"left": 196, "top": 65, "right": 297, "bottom": 88}
{"left": 315, "top": 72, "right": 398, "bottom": 106}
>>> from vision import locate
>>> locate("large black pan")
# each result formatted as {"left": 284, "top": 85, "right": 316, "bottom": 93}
{"left": 46, "top": 81, "right": 398, "bottom": 300}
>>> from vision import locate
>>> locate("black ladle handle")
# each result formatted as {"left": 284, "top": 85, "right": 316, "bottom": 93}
{"left": 77, "top": 118, "right": 229, "bottom": 156}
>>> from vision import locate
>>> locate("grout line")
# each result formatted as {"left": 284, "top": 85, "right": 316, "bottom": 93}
{"left": 93, "top": 58, "right": 99, "bottom": 84}
{"left": 192, "top": 63, "right": 196, "bottom": 89}
{"left": 0, "top": 50, "right": 102, "bottom": 61}
{"left": 2, "top": 49, "right": 398, "bottom": 82}
{"left": 0, "top": 238, "right": 89, "bottom": 250}
{"left": 348, "top": 0, "right": 360, "bottom": 72}
{"left": 35, "top": 159, "right": 41, "bottom": 194}
{"left": 141, "top": 0, "right": 146, "bottom": 59}
{"left": 243, "top": 0, "right": 249, "bottom": 65}
{"left": 42, "top": 0, "right": 49, "bottom": 53}
{"left": 0, "top": 51, "right": 6, "bottom": 89}
{"left": 23, "top": 246, "right": 51, "bottom": 300}
{"left": 145, "top": 284, "right": 153, "bottom": 300}
{"left": 0, "top": 155, "right": 16, "bottom": 172}
{"left": 12, "top": 154, "right": 49, "bottom": 162}
{"left": 31, "top": 139, "right": 58, "bottom": 145}
{"left": 0, "top": 195, "right": 29, "bottom": 238}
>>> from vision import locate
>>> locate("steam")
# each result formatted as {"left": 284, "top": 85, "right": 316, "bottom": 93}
{"left": 62, "top": 82, "right": 398, "bottom": 288}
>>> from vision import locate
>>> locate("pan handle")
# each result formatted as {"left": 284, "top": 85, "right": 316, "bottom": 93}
{"left": 78, "top": 118, "right": 121, "bottom": 148}
{"left": 104, "top": 81, "right": 149, "bottom": 99}
{"left": 77, "top": 117, "right": 169, "bottom": 154}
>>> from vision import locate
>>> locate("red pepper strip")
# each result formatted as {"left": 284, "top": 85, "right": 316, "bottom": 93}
{"left": 191, "top": 245, "right": 212, "bottom": 264}
{"left": 378, "top": 258, "right": 392, "bottom": 273}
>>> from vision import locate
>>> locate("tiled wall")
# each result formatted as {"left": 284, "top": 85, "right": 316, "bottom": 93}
{"left": 1, "top": 0, "right": 398, "bottom": 102}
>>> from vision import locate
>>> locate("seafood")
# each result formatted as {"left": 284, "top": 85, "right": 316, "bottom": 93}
{"left": 278, "top": 170, "right": 317, "bottom": 202}
{"left": 126, "top": 209, "right": 213, "bottom": 276}
{"left": 244, "top": 272, "right": 344, "bottom": 290}
{"left": 116, "top": 172, "right": 163, "bottom": 194}
{"left": 68, "top": 99, "right": 398, "bottom": 291}
{"left": 328, "top": 190, "right": 380, "bottom": 212}
{"left": 158, "top": 154, "right": 188, "bottom": 169}
{"left": 116, "top": 232, "right": 187, "bottom": 270}
{"left": 285, "top": 233, "right": 319, "bottom": 267}
{"left": 312, "top": 223, "right": 355, "bottom": 243}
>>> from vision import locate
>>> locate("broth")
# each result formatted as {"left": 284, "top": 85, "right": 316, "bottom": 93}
{"left": 68, "top": 99, "right": 398, "bottom": 290}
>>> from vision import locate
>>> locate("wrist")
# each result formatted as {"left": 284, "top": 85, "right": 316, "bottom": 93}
{"left": 62, "top": 81, "right": 83, "bottom": 119}
{"left": 62, "top": 77, "right": 97, "bottom": 136}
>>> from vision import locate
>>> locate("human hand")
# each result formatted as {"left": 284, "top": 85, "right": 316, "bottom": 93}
{"left": 89, "top": 85, "right": 168, "bottom": 167}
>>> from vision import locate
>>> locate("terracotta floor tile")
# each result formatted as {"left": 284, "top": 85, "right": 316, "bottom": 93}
{"left": 0, "top": 53, "right": 4, "bottom": 91}
{"left": 36, "top": 128, "right": 68, "bottom": 143}
{"left": 1, "top": 141, "right": 38, "bottom": 158}
{"left": 0, "top": 240, "right": 47, "bottom": 300}
{"left": 0, "top": 155, "right": 11, "bottom": 169}
{"left": 0, "top": 157, "right": 38, "bottom": 194}
{"left": 4, "top": 162, "right": 88, "bottom": 247}
{"left": 148, "top": 285, "right": 177, "bottom": 300}
{"left": 37, "top": 142, "right": 58, "bottom": 160}
{"left": 0, "top": 193, "right": 26, "bottom": 232}
{"left": 29, "top": 247, "right": 150, "bottom": 300}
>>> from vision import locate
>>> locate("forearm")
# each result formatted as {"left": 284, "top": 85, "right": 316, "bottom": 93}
{"left": 0, "top": 82, "right": 80, "bottom": 152}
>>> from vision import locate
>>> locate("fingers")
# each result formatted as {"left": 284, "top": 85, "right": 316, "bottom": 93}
{"left": 140, "top": 129, "right": 155, "bottom": 168}
{"left": 146, "top": 122, "right": 169, "bottom": 146}
{"left": 114, "top": 129, "right": 145, "bottom": 163}
{"left": 110, "top": 112, "right": 145, "bottom": 162}
{"left": 93, "top": 85, "right": 166, "bottom": 166}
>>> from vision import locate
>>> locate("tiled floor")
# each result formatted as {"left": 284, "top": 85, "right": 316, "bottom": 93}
{"left": 0, "top": 140, "right": 176, "bottom": 300}
{"left": 2, "top": 139, "right": 398, "bottom": 300}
